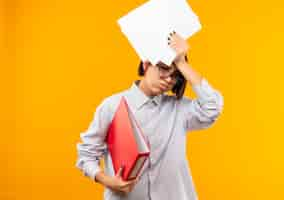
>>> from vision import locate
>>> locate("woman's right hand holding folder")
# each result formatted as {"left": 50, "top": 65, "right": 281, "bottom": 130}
{"left": 95, "top": 166, "right": 140, "bottom": 195}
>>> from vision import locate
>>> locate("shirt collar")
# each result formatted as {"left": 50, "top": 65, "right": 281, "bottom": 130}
{"left": 127, "top": 80, "right": 163, "bottom": 110}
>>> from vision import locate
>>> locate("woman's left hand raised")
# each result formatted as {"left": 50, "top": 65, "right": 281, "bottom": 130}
{"left": 167, "top": 31, "right": 189, "bottom": 67}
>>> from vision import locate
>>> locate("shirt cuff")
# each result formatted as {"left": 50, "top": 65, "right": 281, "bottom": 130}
{"left": 82, "top": 161, "right": 102, "bottom": 182}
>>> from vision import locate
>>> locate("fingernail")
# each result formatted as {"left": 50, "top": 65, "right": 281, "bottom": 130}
{"left": 169, "top": 33, "right": 173, "bottom": 36}
{"left": 167, "top": 37, "right": 170, "bottom": 40}
{"left": 173, "top": 30, "right": 176, "bottom": 34}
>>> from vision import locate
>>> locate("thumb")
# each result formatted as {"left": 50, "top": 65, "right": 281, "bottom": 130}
{"left": 115, "top": 166, "right": 124, "bottom": 178}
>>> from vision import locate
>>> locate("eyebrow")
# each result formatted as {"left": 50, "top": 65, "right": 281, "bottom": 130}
{"left": 160, "top": 66, "right": 172, "bottom": 70}
{"left": 162, "top": 66, "right": 177, "bottom": 72}
{"left": 157, "top": 62, "right": 176, "bottom": 70}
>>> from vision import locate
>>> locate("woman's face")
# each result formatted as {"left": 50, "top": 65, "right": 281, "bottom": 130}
{"left": 143, "top": 61, "right": 177, "bottom": 96}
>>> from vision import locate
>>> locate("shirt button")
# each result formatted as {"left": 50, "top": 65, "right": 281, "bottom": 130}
{"left": 148, "top": 100, "right": 154, "bottom": 107}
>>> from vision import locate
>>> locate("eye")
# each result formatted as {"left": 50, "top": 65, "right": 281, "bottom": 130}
{"left": 170, "top": 71, "right": 179, "bottom": 78}
{"left": 157, "top": 62, "right": 171, "bottom": 69}
{"left": 160, "top": 66, "right": 171, "bottom": 71}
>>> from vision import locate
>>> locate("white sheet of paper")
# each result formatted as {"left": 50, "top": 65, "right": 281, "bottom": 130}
{"left": 117, "top": 0, "right": 202, "bottom": 65}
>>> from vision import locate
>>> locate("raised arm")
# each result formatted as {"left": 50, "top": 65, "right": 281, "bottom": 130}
{"left": 168, "top": 31, "right": 224, "bottom": 131}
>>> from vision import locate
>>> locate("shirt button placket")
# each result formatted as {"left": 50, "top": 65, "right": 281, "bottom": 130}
{"left": 144, "top": 100, "right": 157, "bottom": 200}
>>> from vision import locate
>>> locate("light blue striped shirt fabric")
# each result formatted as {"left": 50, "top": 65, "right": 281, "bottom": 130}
{"left": 76, "top": 78, "right": 224, "bottom": 200}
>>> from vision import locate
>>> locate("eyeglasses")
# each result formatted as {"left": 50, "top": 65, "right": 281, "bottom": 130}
{"left": 156, "top": 63, "right": 179, "bottom": 79}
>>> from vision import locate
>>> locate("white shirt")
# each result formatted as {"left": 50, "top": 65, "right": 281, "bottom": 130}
{"left": 76, "top": 78, "right": 224, "bottom": 200}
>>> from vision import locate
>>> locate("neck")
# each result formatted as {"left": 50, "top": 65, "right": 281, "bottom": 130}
{"left": 137, "top": 79, "right": 155, "bottom": 98}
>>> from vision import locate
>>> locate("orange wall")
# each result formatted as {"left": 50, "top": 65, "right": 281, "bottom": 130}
{"left": 4, "top": 0, "right": 284, "bottom": 199}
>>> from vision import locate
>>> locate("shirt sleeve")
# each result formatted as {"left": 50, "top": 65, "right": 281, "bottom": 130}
{"left": 75, "top": 99, "right": 110, "bottom": 182}
{"left": 179, "top": 78, "right": 224, "bottom": 131}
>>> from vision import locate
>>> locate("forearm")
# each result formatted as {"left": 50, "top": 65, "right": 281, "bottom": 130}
{"left": 175, "top": 61, "right": 202, "bottom": 86}
{"left": 95, "top": 171, "right": 112, "bottom": 187}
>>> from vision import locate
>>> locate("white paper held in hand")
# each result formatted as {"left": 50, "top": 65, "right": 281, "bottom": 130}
{"left": 117, "top": 0, "right": 202, "bottom": 66}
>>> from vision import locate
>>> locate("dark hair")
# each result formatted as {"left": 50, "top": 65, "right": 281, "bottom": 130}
{"left": 138, "top": 56, "right": 188, "bottom": 100}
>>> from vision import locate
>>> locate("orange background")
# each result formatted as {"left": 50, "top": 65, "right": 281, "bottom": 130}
{"left": 3, "top": 0, "right": 284, "bottom": 199}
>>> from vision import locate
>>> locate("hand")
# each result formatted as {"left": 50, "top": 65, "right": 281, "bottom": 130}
{"left": 107, "top": 166, "right": 139, "bottom": 196}
{"left": 168, "top": 31, "right": 189, "bottom": 67}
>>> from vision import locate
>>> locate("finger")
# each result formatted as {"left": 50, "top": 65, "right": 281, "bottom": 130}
{"left": 126, "top": 179, "right": 137, "bottom": 186}
{"left": 133, "top": 176, "right": 140, "bottom": 184}
{"left": 160, "top": 81, "right": 170, "bottom": 88}
{"left": 115, "top": 166, "right": 124, "bottom": 178}
{"left": 168, "top": 39, "right": 173, "bottom": 45}
{"left": 133, "top": 177, "right": 140, "bottom": 185}
{"left": 128, "top": 182, "right": 136, "bottom": 191}
{"left": 169, "top": 32, "right": 178, "bottom": 39}
{"left": 122, "top": 179, "right": 138, "bottom": 187}
{"left": 128, "top": 178, "right": 139, "bottom": 192}
{"left": 122, "top": 187, "right": 131, "bottom": 195}
{"left": 169, "top": 44, "right": 179, "bottom": 51}
{"left": 168, "top": 35, "right": 176, "bottom": 42}
{"left": 119, "top": 181, "right": 132, "bottom": 188}
{"left": 168, "top": 42, "right": 176, "bottom": 48}
{"left": 119, "top": 185, "right": 131, "bottom": 193}
{"left": 159, "top": 84, "right": 167, "bottom": 90}
{"left": 170, "top": 44, "right": 182, "bottom": 52}
{"left": 129, "top": 184, "right": 135, "bottom": 192}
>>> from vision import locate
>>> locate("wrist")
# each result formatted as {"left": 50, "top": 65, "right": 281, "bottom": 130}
{"left": 175, "top": 60, "right": 188, "bottom": 70}
{"left": 174, "top": 54, "right": 187, "bottom": 67}
{"left": 95, "top": 171, "right": 111, "bottom": 186}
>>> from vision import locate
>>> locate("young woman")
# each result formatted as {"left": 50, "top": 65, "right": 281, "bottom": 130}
{"left": 76, "top": 31, "right": 224, "bottom": 200}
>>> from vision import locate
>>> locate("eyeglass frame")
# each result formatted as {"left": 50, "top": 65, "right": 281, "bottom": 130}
{"left": 155, "top": 62, "right": 179, "bottom": 79}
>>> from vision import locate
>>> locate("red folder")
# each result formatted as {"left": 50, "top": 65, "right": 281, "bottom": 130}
{"left": 105, "top": 96, "right": 150, "bottom": 181}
